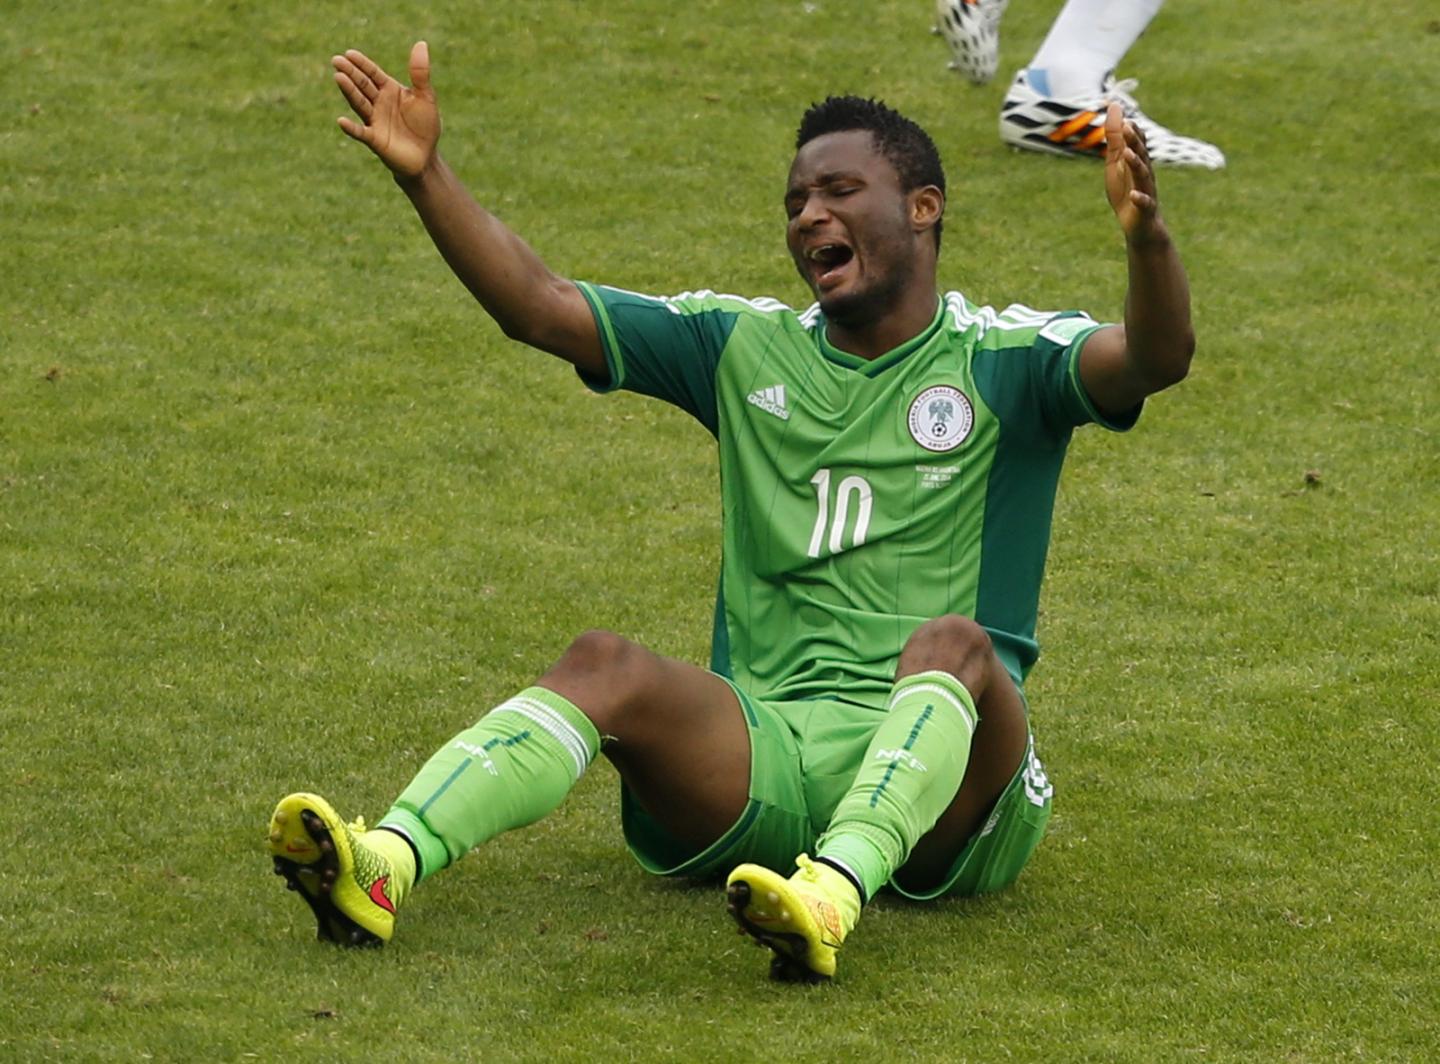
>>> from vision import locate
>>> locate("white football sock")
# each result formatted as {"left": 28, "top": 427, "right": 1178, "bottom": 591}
{"left": 1028, "top": 0, "right": 1164, "bottom": 100}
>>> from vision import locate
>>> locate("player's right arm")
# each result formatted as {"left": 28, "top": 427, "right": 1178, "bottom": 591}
{"left": 332, "top": 42, "right": 605, "bottom": 378}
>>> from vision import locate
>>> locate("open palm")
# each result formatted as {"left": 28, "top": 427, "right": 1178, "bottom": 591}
{"left": 332, "top": 42, "right": 439, "bottom": 179}
{"left": 1103, "top": 102, "right": 1160, "bottom": 240}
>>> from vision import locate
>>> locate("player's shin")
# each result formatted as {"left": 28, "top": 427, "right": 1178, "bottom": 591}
{"left": 814, "top": 670, "right": 978, "bottom": 900}
{"left": 378, "top": 686, "right": 601, "bottom": 880}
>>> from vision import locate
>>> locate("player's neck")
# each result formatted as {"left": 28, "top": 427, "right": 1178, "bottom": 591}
{"left": 825, "top": 289, "right": 940, "bottom": 362}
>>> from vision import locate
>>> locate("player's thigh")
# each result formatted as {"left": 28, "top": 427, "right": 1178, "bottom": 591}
{"left": 621, "top": 689, "right": 844, "bottom": 880}
{"left": 596, "top": 652, "right": 753, "bottom": 853}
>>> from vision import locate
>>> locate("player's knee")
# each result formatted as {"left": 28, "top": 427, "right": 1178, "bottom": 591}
{"left": 554, "top": 629, "right": 642, "bottom": 681}
{"left": 899, "top": 614, "right": 992, "bottom": 676}
{"left": 542, "top": 630, "right": 672, "bottom": 738}
{"left": 914, "top": 613, "right": 991, "bottom": 654}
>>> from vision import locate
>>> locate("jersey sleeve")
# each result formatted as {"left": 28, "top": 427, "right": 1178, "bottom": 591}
{"left": 575, "top": 282, "right": 741, "bottom": 436}
{"left": 1040, "top": 313, "right": 1143, "bottom": 433}
{"left": 976, "top": 306, "right": 1141, "bottom": 443}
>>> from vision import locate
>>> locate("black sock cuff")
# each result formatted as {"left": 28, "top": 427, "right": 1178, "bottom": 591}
{"left": 815, "top": 856, "right": 869, "bottom": 906}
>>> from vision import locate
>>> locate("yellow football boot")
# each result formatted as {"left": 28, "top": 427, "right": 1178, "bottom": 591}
{"left": 267, "top": 792, "right": 414, "bottom": 947}
{"left": 725, "top": 854, "right": 861, "bottom": 981}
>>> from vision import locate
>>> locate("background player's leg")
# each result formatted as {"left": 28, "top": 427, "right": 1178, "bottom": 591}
{"left": 1000, "top": 0, "right": 1225, "bottom": 169}
{"left": 1028, "top": 0, "right": 1164, "bottom": 100}
{"left": 814, "top": 614, "right": 1026, "bottom": 900}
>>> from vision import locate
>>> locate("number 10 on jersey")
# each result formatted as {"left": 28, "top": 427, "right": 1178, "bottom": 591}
{"left": 807, "top": 468, "right": 873, "bottom": 558}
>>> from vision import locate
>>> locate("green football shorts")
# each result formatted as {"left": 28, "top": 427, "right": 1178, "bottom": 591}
{"left": 620, "top": 680, "right": 1053, "bottom": 899}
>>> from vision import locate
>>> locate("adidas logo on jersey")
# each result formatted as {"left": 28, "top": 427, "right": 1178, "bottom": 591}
{"left": 746, "top": 384, "right": 791, "bottom": 420}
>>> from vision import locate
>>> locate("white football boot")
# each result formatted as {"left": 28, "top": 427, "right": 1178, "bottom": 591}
{"left": 999, "top": 69, "right": 1226, "bottom": 170}
{"left": 934, "top": 0, "right": 1010, "bottom": 86}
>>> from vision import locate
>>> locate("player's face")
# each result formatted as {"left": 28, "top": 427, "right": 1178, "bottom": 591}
{"left": 785, "top": 130, "right": 922, "bottom": 325}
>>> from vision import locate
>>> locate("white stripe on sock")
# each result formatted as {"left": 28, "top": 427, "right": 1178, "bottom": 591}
{"left": 887, "top": 679, "right": 978, "bottom": 732}
{"left": 511, "top": 696, "right": 592, "bottom": 776}
{"left": 493, "top": 696, "right": 593, "bottom": 780}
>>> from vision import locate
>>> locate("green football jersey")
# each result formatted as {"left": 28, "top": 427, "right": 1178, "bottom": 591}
{"left": 577, "top": 283, "right": 1137, "bottom": 708}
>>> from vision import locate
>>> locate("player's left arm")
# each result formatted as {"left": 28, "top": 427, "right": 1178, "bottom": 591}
{"left": 1077, "top": 102, "right": 1196, "bottom": 417}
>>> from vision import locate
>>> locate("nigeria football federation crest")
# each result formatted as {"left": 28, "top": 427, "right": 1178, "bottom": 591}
{"left": 907, "top": 385, "right": 974, "bottom": 452}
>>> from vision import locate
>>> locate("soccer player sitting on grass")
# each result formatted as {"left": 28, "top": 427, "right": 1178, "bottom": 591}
{"left": 269, "top": 39, "right": 1194, "bottom": 981}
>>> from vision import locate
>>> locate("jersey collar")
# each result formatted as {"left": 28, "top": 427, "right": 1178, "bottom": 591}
{"left": 817, "top": 299, "right": 945, "bottom": 377}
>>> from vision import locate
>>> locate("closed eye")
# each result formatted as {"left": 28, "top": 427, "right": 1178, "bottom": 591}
{"left": 785, "top": 184, "right": 862, "bottom": 220}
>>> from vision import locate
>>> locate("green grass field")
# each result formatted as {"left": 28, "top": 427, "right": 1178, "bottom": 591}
{"left": 4, "top": 0, "right": 1438, "bottom": 1059}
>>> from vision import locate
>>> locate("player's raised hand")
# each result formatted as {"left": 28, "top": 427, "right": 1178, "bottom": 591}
{"left": 1103, "top": 102, "right": 1161, "bottom": 242}
{"left": 332, "top": 41, "right": 439, "bottom": 180}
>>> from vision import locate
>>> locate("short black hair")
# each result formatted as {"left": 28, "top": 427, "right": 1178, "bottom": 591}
{"left": 795, "top": 95, "right": 946, "bottom": 249}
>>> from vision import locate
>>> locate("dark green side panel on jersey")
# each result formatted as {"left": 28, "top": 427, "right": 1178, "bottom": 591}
{"left": 976, "top": 313, "right": 1142, "bottom": 677}
{"left": 971, "top": 318, "right": 1073, "bottom": 677}
{"left": 710, "top": 582, "right": 731, "bottom": 679}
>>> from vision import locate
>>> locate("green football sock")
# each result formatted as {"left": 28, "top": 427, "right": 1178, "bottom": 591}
{"left": 814, "top": 670, "right": 978, "bottom": 901}
{"left": 378, "top": 686, "right": 600, "bottom": 881}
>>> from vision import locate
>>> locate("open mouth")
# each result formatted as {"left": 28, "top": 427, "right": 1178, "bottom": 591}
{"left": 806, "top": 243, "right": 854, "bottom": 287}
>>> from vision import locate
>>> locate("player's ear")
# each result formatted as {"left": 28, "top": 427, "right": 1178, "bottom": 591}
{"left": 910, "top": 185, "right": 944, "bottom": 238}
